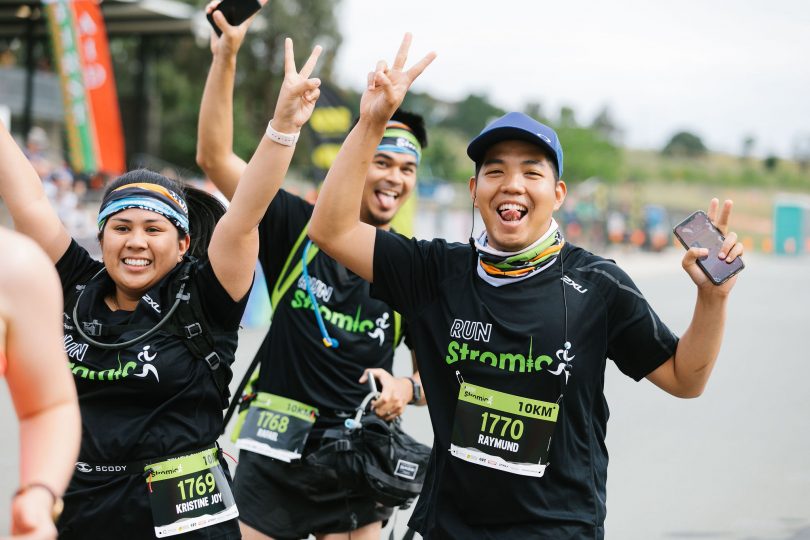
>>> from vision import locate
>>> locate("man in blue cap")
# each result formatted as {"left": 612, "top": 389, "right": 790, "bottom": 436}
{"left": 309, "top": 34, "right": 744, "bottom": 539}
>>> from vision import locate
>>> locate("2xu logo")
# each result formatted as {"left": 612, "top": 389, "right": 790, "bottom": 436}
{"left": 562, "top": 275, "right": 588, "bottom": 294}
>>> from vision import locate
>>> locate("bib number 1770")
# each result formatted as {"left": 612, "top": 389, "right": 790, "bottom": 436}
{"left": 479, "top": 411, "right": 524, "bottom": 440}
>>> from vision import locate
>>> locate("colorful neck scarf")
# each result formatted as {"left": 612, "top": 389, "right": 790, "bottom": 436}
{"left": 475, "top": 218, "right": 564, "bottom": 283}
{"left": 97, "top": 182, "right": 190, "bottom": 235}
{"left": 377, "top": 120, "right": 422, "bottom": 164}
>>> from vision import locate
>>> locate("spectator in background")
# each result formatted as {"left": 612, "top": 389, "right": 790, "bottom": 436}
{"left": 23, "top": 127, "right": 53, "bottom": 182}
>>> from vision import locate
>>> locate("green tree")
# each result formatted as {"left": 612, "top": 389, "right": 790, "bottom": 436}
{"left": 556, "top": 126, "right": 622, "bottom": 182}
{"left": 442, "top": 94, "right": 505, "bottom": 139}
{"left": 523, "top": 102, "right": 548, "bottom": 123}
{"left": 590, "top": 106, "right": 622, "bottom": 144}
{"left": 558, "top": 106, "right": 577, "bottom": 128}
{"left": 741, "top": 135, "right": 755, "bottom": 161}
{"left": 662, "top": 131, "right": 707, "bottom": 157}
{"left": 113, "top": 0, "right": 343, "bottom": 174}
{"left": 420, "top": 127, "right": 471, "bottom": 182}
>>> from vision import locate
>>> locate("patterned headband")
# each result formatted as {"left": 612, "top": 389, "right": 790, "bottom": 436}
{"left": 377, "top": 120, "right": 422, "bottom": 164}
{"left": 97, "top": 182, "right": 190, "bottom": 235}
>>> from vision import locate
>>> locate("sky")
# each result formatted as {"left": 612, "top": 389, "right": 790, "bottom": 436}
{"left": 333, "top": 0, "right": 810, "bottom": 158}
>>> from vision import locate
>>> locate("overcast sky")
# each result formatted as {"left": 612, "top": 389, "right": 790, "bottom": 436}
{"left": 333, "top": 0, "right": 810, "bottom": 158}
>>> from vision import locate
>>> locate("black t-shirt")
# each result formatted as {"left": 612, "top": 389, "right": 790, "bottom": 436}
{"left": 253, "top": 190, "right": 406, "bottom": 436}
{"left": 371, "top": 230, "right": 679, "bottom": 539}
{"left": 56, "top": 240, "right": 246, "bottom": 540}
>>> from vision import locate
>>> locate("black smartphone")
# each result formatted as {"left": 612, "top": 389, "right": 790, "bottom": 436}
{"left": 673, "top": 210, "right": 744, "bottom": 285}
{"left": 206, "top": 0, "right": 263, "bottom": 36}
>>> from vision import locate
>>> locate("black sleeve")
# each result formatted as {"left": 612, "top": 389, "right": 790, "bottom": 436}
{"left": 54, "top": 239, "right": 104, "bottom": 298}
{"left": 194, "top": 259, "right": 251, "bottom": 332}
{"left": 370, "top": 229, "right": 457, "bottom": 318}
{"left": 256, "top": 189, "right": 314, "bottom": 291}
{"left": 600, "top": 262, "right": 680, "bottom": 381}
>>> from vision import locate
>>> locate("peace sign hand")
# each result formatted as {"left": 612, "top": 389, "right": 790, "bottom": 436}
{"left": 271, "top": 38, "right": 322, "bottom": 133}
{"left": 360, "top": 33, "right": 436, "bottom": 124}
{"left": 681, "top": 198, "right": 744, "bottom": 294}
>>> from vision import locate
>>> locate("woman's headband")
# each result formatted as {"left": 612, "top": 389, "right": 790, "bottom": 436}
{"left": 97, "top": 182, "right": 190, "bottom": 235}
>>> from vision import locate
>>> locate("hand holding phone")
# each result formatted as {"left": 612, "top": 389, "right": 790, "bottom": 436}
{"left": 673, "top": 210, "right": 744, "bottom": 285}
{"left": 206, "top": 0, "right": 263, "bottom": 37}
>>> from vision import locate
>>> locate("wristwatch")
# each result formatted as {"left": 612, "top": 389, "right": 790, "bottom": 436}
{"left": 407, "top": 376, "right": 422, "bottom": 404}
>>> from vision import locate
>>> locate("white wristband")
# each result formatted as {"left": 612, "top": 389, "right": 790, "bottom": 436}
{"left": 265, "top": 120, "right": 299, "bottom": 147}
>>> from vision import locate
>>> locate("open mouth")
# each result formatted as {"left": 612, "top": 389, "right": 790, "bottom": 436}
{"left": 123, "top": 258, "right": 152, "bottom": 268}
{"left": 497, "top": 203, "right": 528, "bottom": 223}
{"left": 375, "top": 189, "right": 400, "bottom": 211}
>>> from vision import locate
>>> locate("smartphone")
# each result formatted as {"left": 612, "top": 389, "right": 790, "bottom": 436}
{"left": 367, "top": 375, "right": 379, "bottom": 396}
{"left": 206, "top": 0, "right": 263, "bottom": 36}
{"left": 673, "top": 210, "right": 744, "bottom": 285}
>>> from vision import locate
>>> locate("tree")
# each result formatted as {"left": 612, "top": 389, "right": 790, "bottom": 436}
{"left": 763, "top": 154, "right": 779, "bottom": 171}
{"left": 741, "top": 135, "right": 755, "bottom": 161}
{"left": 662, "top": 131, "right": 707, "bottom": 158}
{"left": 442, "top": 94, "right": 505, "bottom": 139}
{"left": 590, "top": 106, "right": 622, "bottom": 144}
{"left": 113, "top": 0, "right": 344, "bottom": 173}
{"left": 558, "top": 106, "right": 577, "bottom": 128}
{"left": 555, "top": 126, "right": 622, "bottom": 183}
{"left": 792, "top": 134, "right": 810, "bottom": 172}
{"left": 523, "top": 102, "right": 547, "bottom": 124}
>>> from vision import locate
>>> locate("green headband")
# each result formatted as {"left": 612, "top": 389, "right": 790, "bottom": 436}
{"left": 377, "top": 121, "right": 422, "bottom": 164}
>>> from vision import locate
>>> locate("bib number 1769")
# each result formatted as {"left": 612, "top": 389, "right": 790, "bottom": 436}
{"left": 177, "top": 472, "right": 216, "bottom": 501}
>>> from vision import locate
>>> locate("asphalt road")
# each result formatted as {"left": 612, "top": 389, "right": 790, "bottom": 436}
{"left": 1, "top": 249, "right": 807, "bottom": 539}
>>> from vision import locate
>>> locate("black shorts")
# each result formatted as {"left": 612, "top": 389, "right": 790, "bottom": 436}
{"left": 232, "top": 449, "right": 393, "bottom": 540}
{"left": 58, "top": 456, "right": 240, "bottom": 540}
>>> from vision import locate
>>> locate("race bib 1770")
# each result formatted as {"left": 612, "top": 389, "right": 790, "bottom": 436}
{"left": 449, "top": 382, "right": 559, "bottom": 477}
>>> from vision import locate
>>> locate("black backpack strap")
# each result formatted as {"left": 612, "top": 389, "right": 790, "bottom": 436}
{"left": 168, "top": 261, "right": 231, "bottom": 408}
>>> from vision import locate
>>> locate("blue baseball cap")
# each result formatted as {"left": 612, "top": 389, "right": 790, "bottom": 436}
{"left": 467, "top": 112, "right": 564, "bottom": 177}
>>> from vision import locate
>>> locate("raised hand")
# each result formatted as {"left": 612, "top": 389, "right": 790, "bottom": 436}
{"left": 681, "top": 198, "right": 744, "bottom": 293}
{"left": 271, "top": 38, "right": 322, "bottom": 133}
{"left": 206, "top": 0, "right": 266, "bottom": 57}
{"left": 360, "top": 33, "right": 436, "bottom": 124}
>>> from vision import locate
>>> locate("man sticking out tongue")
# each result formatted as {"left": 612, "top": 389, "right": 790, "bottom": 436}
{"left": 309, "top": 33, "right": 744, "bottom": 539}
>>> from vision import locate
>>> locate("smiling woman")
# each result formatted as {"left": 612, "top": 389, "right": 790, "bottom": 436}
{"left": 0, "top": 35, "right": 324, "bottom": 540}
{"left": 93, "top": 172, "right": 209, "bottom": 311}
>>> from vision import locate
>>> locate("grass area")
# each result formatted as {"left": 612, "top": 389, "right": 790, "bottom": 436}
{"left": 623, "top": 148, "right": 810, "bottom": 190}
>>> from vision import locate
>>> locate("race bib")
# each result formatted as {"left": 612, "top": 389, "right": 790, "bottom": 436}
{"left": 145, "top": 447, "right": 238, "bottom": 537}
{"left": 449, "top": 382, "right": 559, "bottom": 477}
{"left": 234, "top": 392, "right": 318, "bottom": 462}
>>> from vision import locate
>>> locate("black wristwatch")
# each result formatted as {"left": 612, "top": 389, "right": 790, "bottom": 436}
{"left": 407, "top": 376, "right": 422, "bottom": 404}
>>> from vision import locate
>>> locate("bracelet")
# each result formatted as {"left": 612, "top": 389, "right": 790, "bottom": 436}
{"left": 14, "top": 483, "right": 64, "bottom": 522}
{"left": 265, "top": 120, "right": 299, "bottom": 147}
